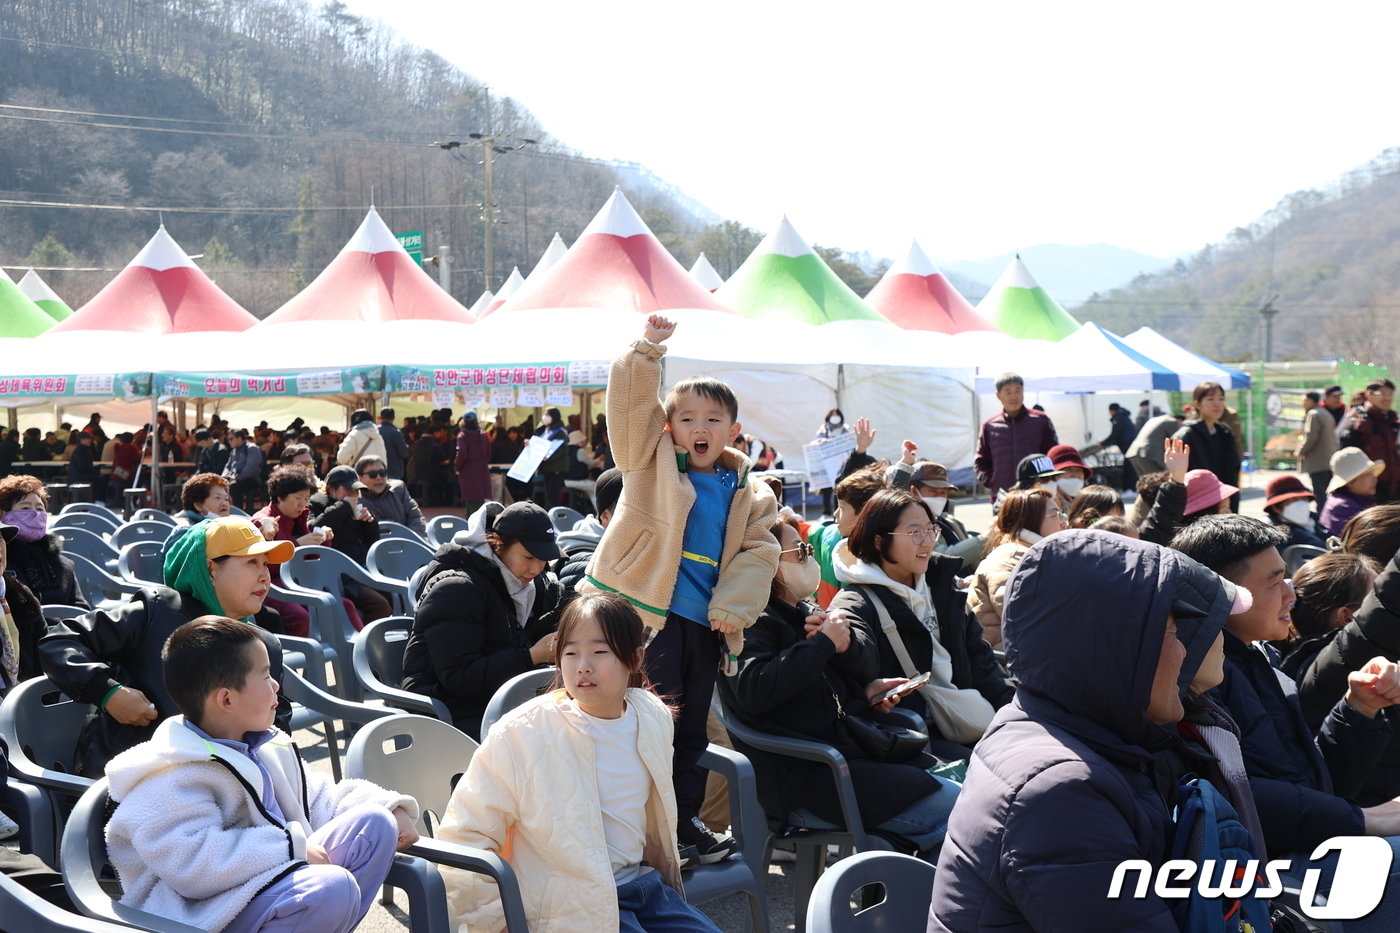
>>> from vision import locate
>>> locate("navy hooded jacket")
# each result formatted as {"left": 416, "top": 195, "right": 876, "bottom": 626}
{"left": 929, "top": 531, "right": 1232, "bottom": 933}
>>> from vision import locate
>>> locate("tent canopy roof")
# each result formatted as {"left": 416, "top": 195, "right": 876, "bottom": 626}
{"left": 865, "top": 240, "right": 996, "bottom": 334}
{"left": 975, "top": 256, "right": 1080, "bottom": 341}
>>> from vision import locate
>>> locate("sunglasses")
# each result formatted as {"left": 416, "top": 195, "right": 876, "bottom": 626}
{"left": 360, "top": 469, "right": 388, "bottom": 479}
{"left": 780, "top": 541, "right": 814, "bottom": 562}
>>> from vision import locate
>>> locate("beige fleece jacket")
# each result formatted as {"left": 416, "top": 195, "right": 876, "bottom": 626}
{"left": 967, "top": 540, "right": 1031, "bottom": 649}
{"left": 581, "top": 337, "right": 779, "bottom": 658}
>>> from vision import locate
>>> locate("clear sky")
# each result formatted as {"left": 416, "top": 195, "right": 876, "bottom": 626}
{"left": 343, "top": 0, "right": 1400, "bottom": 263}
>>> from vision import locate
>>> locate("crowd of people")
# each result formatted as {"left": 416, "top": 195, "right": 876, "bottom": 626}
{"left": 5, "top": 335, "right": 1400, "bottom": 931}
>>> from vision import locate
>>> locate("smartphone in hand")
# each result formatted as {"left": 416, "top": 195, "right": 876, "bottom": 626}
{"left": 875, "top": 671, "right": 932, "bottom": 704}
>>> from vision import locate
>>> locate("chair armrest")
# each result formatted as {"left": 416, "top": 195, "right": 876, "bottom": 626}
{"left": 279, "top": 668, "right": 399, "bottom": 725}
{"left": 406, "top": 838, "right": 529, "bottom": 933}
{"left": 698, "top": 743, "right": 770, "bottom": 876}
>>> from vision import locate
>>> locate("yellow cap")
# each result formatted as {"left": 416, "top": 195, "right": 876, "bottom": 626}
{"left": 203, "top": 517, "right": 294, "bottom": 563}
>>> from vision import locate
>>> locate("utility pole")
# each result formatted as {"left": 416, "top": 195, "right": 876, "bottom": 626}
{"left": 437, "top": 239, "right": 452, "bottom": 294}
{"left": 481, "top": 139, "right": 496, "bottom": 290}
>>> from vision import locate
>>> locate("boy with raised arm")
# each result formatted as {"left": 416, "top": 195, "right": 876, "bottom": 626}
{"left": 584, "top": 313, "right": 779, "bottom": 862}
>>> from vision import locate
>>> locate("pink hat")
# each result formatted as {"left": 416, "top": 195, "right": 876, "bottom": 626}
{"left": 1184, "top": 469, "right": 1240, "bottom": 516}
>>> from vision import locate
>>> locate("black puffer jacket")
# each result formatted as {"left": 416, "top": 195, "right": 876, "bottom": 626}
{"left": 400, "top": 543, "right": 562, "bottom": 739}
{"left": 718, "top": 595, "right": 940, "bottom": 828}
{"left": 1288, "top": 551, "right": 1400, "bottom": 806}
{"left": 38, "top": 587, "right": 291, "bottom": 776}
{"left": 8, "top": 534, "right": 87, "bottom": 609}
{"left": 829, "top": 552, "right": 1012, "bottom": 747}
{"left": 3, "top": 572, "right": 45, "bottom": 685}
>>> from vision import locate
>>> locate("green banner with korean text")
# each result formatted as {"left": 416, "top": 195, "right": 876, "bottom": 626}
{"left": 155, "top": 368, "right": 384, "bottom": 399}
{"left": 0, "top": 372, "right": 150, "bottom": 401}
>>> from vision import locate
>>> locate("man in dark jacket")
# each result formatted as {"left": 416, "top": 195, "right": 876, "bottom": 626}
{"left": 1100, "top": 402, "right": 1137, "bottom": 453}
{"left": 309, "top": 465, "right": 391, "bottom": 625}
{"left": 974, "top": 373, "right": 1057, "bottom": 502}
{"left": 1340, "top": 378, "right": 1400, "bottom": 503}
{"left": 929, "top": 530, "right": 1234, "bottom": 931}
{"left": 192, "top": 428, "right": 230, "bottom": 477}
{"left": 378, "top": 408, "right": 410, "bottom": 481}
{"left": 1172, "top": 515, "right": 1400, "bottom": 907}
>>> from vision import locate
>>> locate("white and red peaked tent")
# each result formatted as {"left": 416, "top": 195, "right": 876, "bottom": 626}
{"left": 527, "top": 233, "right": 569, "bottom": 282}
{"left": 690, "top": 252, "right": 724, "bottom": 292}
{"left": 259, "top": 208, "right": 475, "bottom": 325}
{"left": 492, "top": 189, "right": 730, "bottom": 315}
{"left": 51, "top": 226, "right": 258, "bottom": 333}
{"left": 480, "top": 267, "right": 525, "bottom": 317}
{"left": 864, "top": 240, "right": 996, "bottom": 334}
{"left": 468, "top": 288, "right": 495, "bottom": 317}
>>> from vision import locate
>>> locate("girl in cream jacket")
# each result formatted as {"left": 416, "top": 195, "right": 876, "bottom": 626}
{"left": 437, "top": 592, "right": 719, "bottom": 933}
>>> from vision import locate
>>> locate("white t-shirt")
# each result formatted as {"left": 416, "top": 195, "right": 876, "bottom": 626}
{"left": 564, "top": 701, "right": 652, "bottom": 884}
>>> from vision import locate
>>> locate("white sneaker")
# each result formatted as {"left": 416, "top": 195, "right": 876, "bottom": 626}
{"left": 0, "top": 811, "right": 18, "bottom": 841}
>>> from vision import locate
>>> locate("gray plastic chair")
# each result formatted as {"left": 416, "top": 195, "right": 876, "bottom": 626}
{"left": 483, "top": 670, "right": 770, "bottom": 931}
{"left": 351, "top": 616, "right": 452, "bottom": 720}
{"left": 51, "top": 511, "right": 120, "bottom": 536}
{"left": 55, "top": 525, "right": 121, "bottom": 572}
{"left": 1283, "top": 543, "right": 1327, "bottom": 577}
{"left": 279, "top": 665, "right": 401, "bottom": 782}
{"left": 547, "top": 505, "right": 584, "bottom": 533}
{"left": 128, "top": 508, "right": 176, "bottom": 526}
{"left": 0, "top": 871, "right": 139, "bottom": 933}
{"left": 426, "top": 514, "right": 469, "bottom": 548}
{"left": 110, "top": 520, "right": 176, "bottom": 550}
{"left": 377, "top": 520, "right": 427, "bottom": 544}
{"left": 0, "top": 676, "right": 98, "bottom": 867}
{"left": 367, "top": 536, "right": 435, "bottom": 584}
{"left": 64, "top": 552, "right": 144, "bottom": 610}
{"left": 713, "top": 691, "right": 897, "bottom": 930}
{"left": 117, "top": 540, "right": 165, "bottom": 585}
{"left": 805, "top": 850, "right": 935, "bottom": 933}
{"left": 57, "top": 502, "right": 121, "bottom": 521}
{"left": 346, "top": 714, "right": 530, "bottom": 931}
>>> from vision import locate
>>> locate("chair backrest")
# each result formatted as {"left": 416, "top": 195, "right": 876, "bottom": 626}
{"left": 806, "top": 850, "right": 936, "bottom": 933}
{"left": 42, "top": 604, "right": 89, "bottom": 626}
{"left": 117, "top": 540, "right": 166, "bottom": 585}
{"left": 480, "top": 668, "right": 557, "bottom": 736}
{"left": 378, "top": 520, "right": 427, "bottom": 544}
{"left": 281, "top": 545, "right": 372, "bottom": 597}
{"left": 110, "top": 520, "right": 176, "bottom": 549}
{"left": 547, "top": 506, "right": 584, "bottom": 534}
{"left": 351, "top": 616, "right": 451, "bottom": 720}
{"left": 345, "top": 714, "right": 478, "bottom": 835}
{"left": 51, "top": 511, "right": 120, "bottom": 536}
{"left": 57, "top": 502, "right": 121, "bottom": 521}
{"left": 64, "top": 552, "right": 144, "bottom": 608}
{"left": 128, "top": 508, "right": 177, "bottom": 526}
{"left": 366, "top": 537, "right": 434, "bottom": 583}
{"left": 55, "top": 525, "right": 121, "bottom": 568}
{"left": 62, "top": 778, "right": 206, "bottom": 933}
{"left": 1283, "top": 543, "right": 1327, "bottom": 577}
{"left": 0, "top": 675, "right": 95, "bottom": 796}
{"left": 426, "top": 514, "right": 469, "bottom": 548}
{"left": 407, "top": 563, "right": 432, "bottom": 611}
{"left": 0, "top": 871, "right": 136, "bottom": 933}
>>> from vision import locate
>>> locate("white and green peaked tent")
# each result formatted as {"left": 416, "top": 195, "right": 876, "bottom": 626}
{"left": 715, "top": 216, "right": 887, "bottom": 324}
{"left": 974, "top": 255, "right": 1080, "bottom": 341}
{"left": 17, "top": 268, "right": 74, "bottom": 322}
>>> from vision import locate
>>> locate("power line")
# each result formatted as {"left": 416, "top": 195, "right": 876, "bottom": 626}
{"left": 0, "top": 101, "right": 269, "bottom": 128}
{"left": 0, "top": 110, "right": 428, "bottom": 145}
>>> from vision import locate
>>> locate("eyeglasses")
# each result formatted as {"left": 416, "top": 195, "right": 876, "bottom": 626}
{"left": 360, "top": 469, "right": 388, "bottom": 479}
{"left": 889, "top": 526, "right": 939, "bottom": 543}
{"left": 780, "top": 541, "right": 814, "bottom": 561}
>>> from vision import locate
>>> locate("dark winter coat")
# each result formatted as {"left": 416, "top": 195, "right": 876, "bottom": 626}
{"left": 928, "top": 531, "right": 1232, "bottom": 933}
{"left": 3, "top": 573, "right": 45, "bottom": 685}
{"left": 308, "top": 492, "right": 380, "bottom": 569}
{"left": 1137, "top": 478, "right": 1186, "bottom": 545}
{"left": 974, "top": 406, "right": 1058, "bottom": 497}
{"left": 1174, "top": 418, "right": 1241, "bottom": 493}
{"left": 829, "top": 553, "right": 1012, "bottom": 744}
{"left": 7, "top": 535, "right": 87, "bottom": 609}
{"left": 454, "top": 428, "right": 492, "bottom": 502}
{"left": 378, "top": 421, "right": 410, "bottom": 481}
{"left": 1288, "top": 551, "right": 1400, "bottom": 806}
{"left": 38, "top": 587, "right": 291, "bottom": 777}
{"left": 1101, "top": 408, "right": 1137, "bottom": 452}
{"left": 717, "top": 595, "right": 941, "bottom": 829}
{"left": 66, "top": 443, "right": 99, "bottom": 484}
{"left": 1209, "top": 630, "right": 1380, "bottom": 855}
{"left": 400, "top": 544, "right": 563, "bottom": 739}
{"left": 1339, "top": 402, "right": 1400, "bottom": 499}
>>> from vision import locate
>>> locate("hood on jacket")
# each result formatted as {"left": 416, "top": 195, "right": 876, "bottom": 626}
{"left": 557, "top": 514, "right": 604, "bottom": 556}
{"left": 829, "top": 538, "right": 934, "bottom": 622}
{"left": 1003, "top": 529, "right": 1233, "bottom": 744}
{"left": 106, "top": 715, "right": 279, "bottom": 803}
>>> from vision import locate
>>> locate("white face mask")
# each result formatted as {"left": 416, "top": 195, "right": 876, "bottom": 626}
{"left": 542, "top": 415, "right": 553, "bottom": 426}
{"left": 1281, "top": 499, "right": 1313, "bottom": 527}
{"left": 778, "top": 558, "right": 821, "bottom": 599}
{"left": 827, "top": 415, "right": 842, "bottom": 427}
{"left": 922, "top": 494, "right": 947, "bottom": 517}
{"left": 1057, "top": 477, "right": 1084, "bottom": 499}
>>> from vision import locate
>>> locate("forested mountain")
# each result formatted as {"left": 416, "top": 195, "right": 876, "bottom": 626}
{"left": 0, "top": 0, "right": 818, "bottom": 313}
{"left": 1074, "top": 148, "right": 1400, "bottom": 366}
